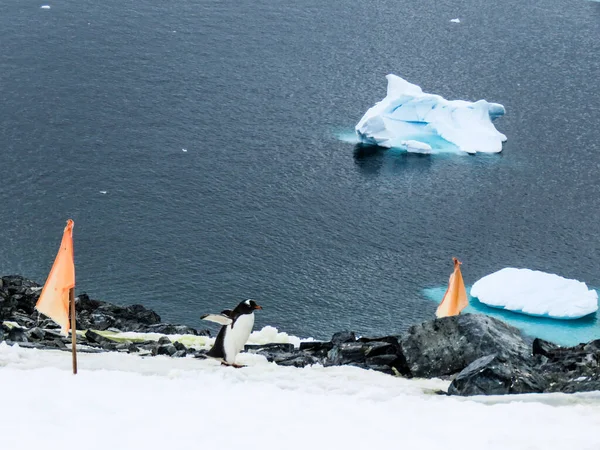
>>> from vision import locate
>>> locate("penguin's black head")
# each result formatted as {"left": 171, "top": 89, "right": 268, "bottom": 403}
{"left": 237, "top": 299, "right": 262, "bottom": 314}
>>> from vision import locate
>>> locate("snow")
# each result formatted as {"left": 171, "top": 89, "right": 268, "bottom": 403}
{"left": 100, "top": 325, "right": 313, "bottom": 350}
{"left": 471, "top": 268, "right": 598, "bottom": 319}
{"left": 355, "top": 74, "right": 506, "bottom": 154}
{"left": 1, "top": 342, "right": 600, "bottom": 450}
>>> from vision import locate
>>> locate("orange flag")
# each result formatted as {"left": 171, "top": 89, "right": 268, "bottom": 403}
{"left": 36, "top": 219, "right": 75, "bottom": 335}
{"left": 436, "top": 257, "right": 468, "bottom": 318}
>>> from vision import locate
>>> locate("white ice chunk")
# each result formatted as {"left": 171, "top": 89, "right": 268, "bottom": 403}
{"left": 471, "top": 268, "right": 599, "bottom": 319}
{"left": 355, "top": 74, "right": 507, "bottom": 154}
{"left": 400, "top": 140, "right": 432, "bottom": 154}
{"left": 40, "top": 5, "right": 51, "bottom": 9}
{"left": 450, "top": 18, "right": 461, "bottom": 23}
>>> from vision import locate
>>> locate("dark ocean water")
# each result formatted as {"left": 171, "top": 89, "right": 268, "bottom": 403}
{"left": 1, "top": 0, "right": 599, "bottom": 340}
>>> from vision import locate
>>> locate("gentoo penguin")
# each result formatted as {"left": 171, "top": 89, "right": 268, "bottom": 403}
{"left": 201, "top": 299, "right": 262, "bottom": 368}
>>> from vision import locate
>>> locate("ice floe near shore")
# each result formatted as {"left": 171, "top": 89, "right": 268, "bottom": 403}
{"left": 355, "top": 74, "right": 506, "bottom": 154}
{"left": 471, "top": 268, "right": 598, "bottom": 319}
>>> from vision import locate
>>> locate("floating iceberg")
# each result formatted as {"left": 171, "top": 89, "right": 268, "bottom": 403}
{"left": 470, "top": 268, "right": 599, "bottom": 319}
{"left": 355, "top": 74, "right": 506, "bottom": 154}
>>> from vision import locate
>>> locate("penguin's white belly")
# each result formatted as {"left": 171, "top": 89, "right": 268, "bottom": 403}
{"left": 223, "top": 313, "right": 254, "bottom": 364}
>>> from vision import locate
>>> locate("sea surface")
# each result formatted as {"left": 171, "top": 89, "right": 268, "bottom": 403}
{"left": 1, "top": 0, "right": 599, "bottom": 340}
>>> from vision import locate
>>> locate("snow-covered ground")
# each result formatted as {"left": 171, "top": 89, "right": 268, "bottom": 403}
{"left": 2, "top": 341, "right": 600, "bottom": 450}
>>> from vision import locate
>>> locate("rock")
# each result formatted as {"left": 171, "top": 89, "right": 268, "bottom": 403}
{"left": 173, "top": 350, "right": 187, "bottom": 358}
{"left": 448, "top": 354, "right": 547, "bottom": 396}
{"left": 245, "top": 343, "right": 295, "bottom": 353}
{"left": 25, "top": 327, "right": 46, "bottom": 341}
{"left": 173, "top": 341, "right": 187, "bottom": 352}
{"left": 299, "top": 341, "right": 333, "bottom": 358}
{"left": 323, "top": 338, "right": 411, "bottom": 375}
{"left": 142, "top": 323, "right": 209, "bottom": 336}
{"left": 400, "top": 314, "right": 531, "bottom": 378}
{"left": 52, "top": 338, "right": 67, "bottom": 349}
{"left": 7, "top": 327, "right": 28, "bottom": 342}
{"left": 331, "top": 331, "right": 356, "bottom": 345}
{"left": 326, "top": 342, "right": 369, "bottom": 366}
{"left": 268, "top": 353, "right": 320, "bottom": 368}
{"left": 85, "top": 330, "right": 117, "bottom": 348}
{"left": 154, "top": 344, "right": 177, "bottom": 356}
{"left": 158, "top": 336, "right": 171, "bottom": 345}
{"left": 532, "top": 338, "right": 560, "bottom": 357}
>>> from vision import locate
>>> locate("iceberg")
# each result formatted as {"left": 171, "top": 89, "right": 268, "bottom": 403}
{"left": 470, "top": 268, "right": 599, "bottom": 319}
{"left": 355, "top": 74, "right": 507, "bottom": 154}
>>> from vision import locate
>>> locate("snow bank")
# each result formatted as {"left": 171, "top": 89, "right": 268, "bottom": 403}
{"left": 99, "top": 325, "right": 312, "bottom": 350}
{"left": 1, "top": 342, "right": 600, "bottom": 450}
{"left": 355, "top": 74, "right": 506, "bottom": 154}
{"left": 471, "top": 268, "right": 598, "bottom": 319}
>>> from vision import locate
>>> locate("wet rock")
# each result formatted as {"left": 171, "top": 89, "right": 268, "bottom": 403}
{"left": 299, "top": 341, "right": 333, "bottom": 358}
{"left": 85, "top": 330, "right": 117, "bottom": 348}
{"left": 245, "top": 343, "right": 295, "bottom": 353}
{"left": 173, "top": 350, "right": 187, "bottom": 358}
{"left": 158, "top": 336, "right": 171, "bottom": 345}
{"left": 173, "top": 341, "right": 187, "bottom": 352}
{"left": 532, "top": 338, "right": 559, "bottom": 357}
{"left": 331, "top": 331, "right": 356, "bottom": 345}
{"left": 142, "top": 323, "right": 209, "bottom": 336}
{"left": 8, "top": 327, "right": 28, "bottom": 342}
{"left": 268, "top": 353, "right": 320, "bottom": 368}
{"left": 400, "top": 314, "right": 531, "bottom": 378}
{"left": 25, "top": 327, "right": 46, "bottom": 341}
{"left": 154, "top": 344, "right": 177, "bottom": 356}
{"left": 448, "top": 354, "right": 547, "bottom": 396}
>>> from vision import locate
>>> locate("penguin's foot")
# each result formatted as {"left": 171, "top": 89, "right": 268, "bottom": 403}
{"left": 220, "top": 362, "right": 246, "bottom": 369}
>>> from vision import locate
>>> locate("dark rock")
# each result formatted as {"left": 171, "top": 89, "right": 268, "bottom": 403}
{"left": 154, "top": 344, "right": 177, "bottom": 356}
{"left": 52, "top": 338, "right": 67, "bottom": 349}
{"left": 25, "top": 327, "right": 46, "bottom": 341}
{"left": 88, "top": 313, "right": 113, "bottom": 331}
{"left": 245, "top": 343, "right": 295, "bottom": 353}
{"left": 299, "top": 341, "right": 333, "bottom": 358}
{"left": 532, "top": 338, "right": 560, "bottom": 357}
{"left": 142, "top": 323, "right": 209, "bottom": 336}
{"left": 75, "top": 293, "right": 104, "bottom": 312}
{"left": 8, "top": 327, "right": 28, "bottom": 342}
{"left": 173, "top": 350, "right": 187, "bottom": 358}
{"left": 400, "top": 314, "right": 531, "bottom": 378}
{"left": 269, "top": 353, "right": 320, "bottom": 368}
{"left": 85, "top": 330, "right": 117, "bottom": 347}
{"left": 173, "top": 341, "right": 187, "bottom": 352}
{"left": 448, "top": 354, "right": 547, "bottom": 396}
{"left": 331, "top": 331, "right": 356, "bottom": 345}
{"left": 127, "top": 344, "right": 139, "bottom": 353}
{"left": 158, "top": 336, "right": 171, "bottom": 345}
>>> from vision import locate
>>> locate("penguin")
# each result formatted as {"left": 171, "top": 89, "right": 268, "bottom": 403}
{"left": 201, "top": 299, "right": 262, "bottom": 368}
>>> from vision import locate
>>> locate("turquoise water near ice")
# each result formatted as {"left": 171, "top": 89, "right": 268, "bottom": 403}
{"left": 423, "top": 287, "right": 600, "bottom": 347}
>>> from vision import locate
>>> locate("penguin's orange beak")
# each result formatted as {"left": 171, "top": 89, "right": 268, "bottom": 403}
{"left": 254, "top": 304, "right": 263, "bottom": 310}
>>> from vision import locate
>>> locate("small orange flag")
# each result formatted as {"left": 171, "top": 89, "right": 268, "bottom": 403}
{"left": 436, "top": 257, "right": 468, "bottom": 318}
{"left": 36, "top": 219, "right": 75, "bottom": 335}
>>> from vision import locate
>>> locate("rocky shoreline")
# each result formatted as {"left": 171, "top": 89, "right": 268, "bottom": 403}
{"left": 1, "top": 275, "right": 599, "bottom": 396}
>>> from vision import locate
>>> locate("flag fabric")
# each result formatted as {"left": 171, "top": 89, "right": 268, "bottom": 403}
{"left": 436, "top": 257, "right": 468, "bottom": 318}
{"left": 35, "top": 219, "right": 75, "bottom": 335}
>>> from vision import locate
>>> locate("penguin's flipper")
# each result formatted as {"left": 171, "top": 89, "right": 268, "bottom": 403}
{"left": 200, "top": 313, "right": 233, "bottom": 326}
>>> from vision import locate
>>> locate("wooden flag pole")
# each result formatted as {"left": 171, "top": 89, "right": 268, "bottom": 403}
{"left": 70, "top": 288, "right": 78, "bottom": 375}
